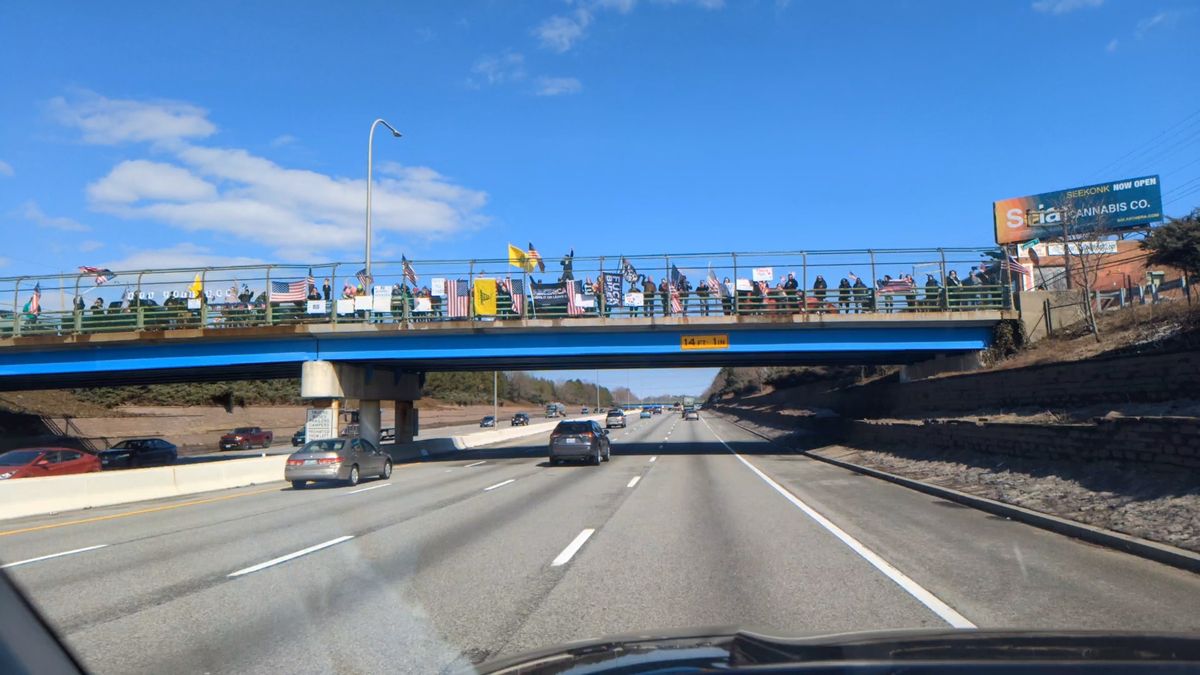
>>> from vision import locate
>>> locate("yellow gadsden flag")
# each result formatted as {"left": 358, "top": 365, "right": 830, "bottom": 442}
{"left": 189, "top": 273, "right": 204, "bottom": 298}
{"left": 473, "top": 278, "right": 498, "bottom": 315}
{"left": 508, "top": 243, "right": 535, "bottom": 272}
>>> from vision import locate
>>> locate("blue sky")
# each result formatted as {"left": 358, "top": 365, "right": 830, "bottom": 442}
{"left": 2, "top": 0, "right": 1197, "bottom": 396}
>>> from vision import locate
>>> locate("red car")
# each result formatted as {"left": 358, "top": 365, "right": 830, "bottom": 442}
{"left": 219, "top": 427, "right": 273, "bottom": 451}
{"left": 0, "top": 447, "right": 101, "bottom": 480}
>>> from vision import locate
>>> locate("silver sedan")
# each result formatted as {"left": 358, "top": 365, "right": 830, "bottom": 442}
{"left": 285, "top": 437, "right": 392, "bottom": 489}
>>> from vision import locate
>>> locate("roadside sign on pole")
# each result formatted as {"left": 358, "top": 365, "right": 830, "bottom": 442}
{"left": 1019, "top": 238, "right": 1040, "bottom": 252}
{"left": 306, "top": 408, "right": 335, "bottom": 441}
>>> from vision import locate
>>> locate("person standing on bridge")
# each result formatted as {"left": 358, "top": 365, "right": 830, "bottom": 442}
{"left": 945, "top": 269, "right": 961, "bottom": 309}
{"left": 658, "top": 278, "right": 671, "bottom": 317}
{"left": 322, "top": 278, "right": 332, "bottom": 302}
{"left": 924, "top": 274, "right": 940, "bottom": 311}
{"left": 782, "top": 270, "right": 801, "bottom": 312}
{"left": 837, "top": 278, "right": 850, "bottom": 313}
{"left": 722, "top": 277, "right": 734, "bottom": 315}
{"left": 807, "top": 274, "right": 822, "bottom": 312}
{"left": 642, "top": 275, "right": 657, "bottom": 317}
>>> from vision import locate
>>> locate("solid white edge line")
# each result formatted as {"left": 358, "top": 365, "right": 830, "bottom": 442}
{"left": 228, "top": 536, "right": 355, "bottom": 578}
{"left": 551, "top": 528, "right": 595, "bottom": 567}
{"left": 344, "top": 483, "right": 391, "bottom": 495}
{"left": 1, "top": 544, "right": 109, "bottom": 569}
{"left": 627, "top": 476, "right": 641, "bottom": 488}
{"left": 484, "top": 478, "right": 515, "bottom": 492}
{"left": 700, "top": 418, "right": 976, "bottom": 629}
{"left": 464, "top": 461, "right": 486, "bottom": 468}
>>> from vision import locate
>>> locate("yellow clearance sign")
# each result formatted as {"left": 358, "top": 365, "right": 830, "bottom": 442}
{"left": 473, "top": 279, "right": 497, "bottom": 315}
{"left": 681, "top": 335, "right": 729, "bottom": 350}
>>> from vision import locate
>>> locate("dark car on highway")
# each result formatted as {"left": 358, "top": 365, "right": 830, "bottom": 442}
{"left": 291, "top": 427, "right": 306, "bottom": 447}
{"left": 511, "top": 413, "right": 530, "bottom": 426}
{"left": 548, "top": 420, "right": 610, "bottom": 466}
{"left": 0, "top": 448, "right": 100, "bottom": 480}
{"left": 480, "top": 415, "right": 496, "bottom": 428}
{"left": 99, "top": 438, "right": 177, "bottom": 469}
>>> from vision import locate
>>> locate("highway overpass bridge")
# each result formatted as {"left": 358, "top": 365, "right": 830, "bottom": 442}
{"left": 0, "top": 246, "right": 1016, "bottom": 445}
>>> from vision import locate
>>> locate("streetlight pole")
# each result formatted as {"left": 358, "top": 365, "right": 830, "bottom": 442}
{"left": 493, "top": 371, "right": 498, "bottom": 429}
{"left": 595, "top": 369, "right": 600, "bottom": 412}
{"left": 366, "top": 118, "right": 402, "bottom": 278}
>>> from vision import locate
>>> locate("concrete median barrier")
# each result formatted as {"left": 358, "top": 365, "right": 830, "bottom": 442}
{"left": 0, "top": 455, "right": 288, "bottom": 522}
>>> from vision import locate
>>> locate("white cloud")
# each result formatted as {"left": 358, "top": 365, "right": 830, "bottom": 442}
{"left": 535, "top": 10, "right": 593, "bottom": 52}
{"left": 49, "top": 92, "right": 216, "bottom": 146}
{"left": 87, "top": 159, "right": 218, "bottom": 204}
{"left": 1106, "top": 38, "right": 1119, "bottom": 52}
{"left": 469, "top": 52, "right": 527, "bottom": 86}
{"left": 0, "top": 257, "right": 10, "bottom": 268}
{"left": 535, "top": 77, "right": 583, "bottom": 96}
{"left": 79, "top": 240, "right": 105, "bottom": 252}
{"left": 21, "top": 201, "right": 91, "bottom": 232}
{"left": 1135, "top": 9, "right": 1190, "bottom": 38}
{"left": 533, "top": 0, "right": 723, "bottom": 53}
{"left": 270, "top": 134, "right": 297, "bottom": 148}
{"left": 1032, "top": 0, "right": 1103, "bottom": 14}
{"left": 0, "top": 159, "right": 12, "bottom": 177}
{"left": 53, "top": 92, "right": 488, "bottom": 261}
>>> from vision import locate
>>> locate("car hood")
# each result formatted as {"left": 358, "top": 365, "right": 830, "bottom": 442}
{"left": 469, "top": 627, "right": 1200, "bottom": 674}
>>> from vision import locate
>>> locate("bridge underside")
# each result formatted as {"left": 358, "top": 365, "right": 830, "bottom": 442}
{"left": 0, "top": 313, "right": 1003, "bottom": 391}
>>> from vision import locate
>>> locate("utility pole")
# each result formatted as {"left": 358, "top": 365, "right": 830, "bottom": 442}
{"left": 595, "top": 369, "right": 600, "bottom": 411}
{"left": 493, "top": 371, "right": 498, "bottom": 429}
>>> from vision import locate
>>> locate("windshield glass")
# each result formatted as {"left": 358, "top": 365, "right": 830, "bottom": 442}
{"left": 0, "top": 450, "right": 43, "bottom": 465}
{"left": 3, "top": 2, "right": 1199, "bottom": 673}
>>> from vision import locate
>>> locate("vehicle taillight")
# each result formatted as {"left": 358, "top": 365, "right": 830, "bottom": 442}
{"left": 584, "top": 432, "right": 595, "bottom": 439}
{"left": 550, "top": 434, "right": 562, "bottom": 442}
{"left": 286, "top": 459, "right": 304, "bottom": 466}
{"left": 317, "top": 457, "right": 342, "bottom": 465}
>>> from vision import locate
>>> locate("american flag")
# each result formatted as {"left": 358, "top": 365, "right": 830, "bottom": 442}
{"left": 879, "top": 278, "right": 914, "bottom": 294}
{"left": 402, "top": 256, "right": 418, "bottom": 286}
{"left": 446, "top": 279, "right": 470, "bottom": 318}
{"left": 567, "top": 280, "right": 585, "bottom": 316}
{"left": 706, "top": 269, "right": 724, "bottom": 296}
{"left": 78, "top": 266, "right": 116, "bottom": 285}
{"left": 356, "top": 268, "right": 373, "bottom": 289}
{"left": 527, "top": 242, "right": 545, "bottom": 273}
{"left": 504, "top": 277, "right": 525, "bottom": 315}
{"left": 1001, "top": 255, "right": 1029, "bottom": 275}
{"left": 270, "top": 279, "right": 309, "bottom": 302}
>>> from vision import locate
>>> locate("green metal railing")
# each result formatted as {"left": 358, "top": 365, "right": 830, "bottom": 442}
{"left": 0, "top": 247, "right": 1012, "bottom": 338}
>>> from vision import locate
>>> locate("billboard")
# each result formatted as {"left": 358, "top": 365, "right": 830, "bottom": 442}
{"left": 993, "top": 175, "right": 1162, "bottom": 245}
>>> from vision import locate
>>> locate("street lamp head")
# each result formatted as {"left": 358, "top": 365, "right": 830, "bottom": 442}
{"left": 391, "top": 130, "right": 402, "bottom": 138}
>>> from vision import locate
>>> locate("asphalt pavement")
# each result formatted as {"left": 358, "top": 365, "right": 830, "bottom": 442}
{"left": 2, "top": 411, "right": 1198, "bottom": 674}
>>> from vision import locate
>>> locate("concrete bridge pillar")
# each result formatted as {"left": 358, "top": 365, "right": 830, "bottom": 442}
{"left": 394, "top": 400, "right": 416, "bottom": 444}
{"left": 358, "top": 400, "right": 381, "bottom": 449}
{"left": 301, "top": 361, "right": 422, "bottom": 447}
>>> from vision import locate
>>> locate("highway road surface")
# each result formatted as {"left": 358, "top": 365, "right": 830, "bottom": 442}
{"left": 2, "top": 412, "right": 1198, "bottom": 673}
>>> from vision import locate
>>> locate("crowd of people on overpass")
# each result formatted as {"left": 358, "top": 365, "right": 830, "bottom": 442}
{"left": 10, "top": 259, "right": 1007, "bottom": 336}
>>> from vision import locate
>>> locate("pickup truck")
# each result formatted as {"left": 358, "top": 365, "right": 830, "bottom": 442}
{"left": 219, "top": 427, "right": 273, "bottom": 450}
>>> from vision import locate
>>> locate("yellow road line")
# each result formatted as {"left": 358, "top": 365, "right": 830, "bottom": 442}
{"left": 0, "top": 486, "right": 282, "bottom": 537}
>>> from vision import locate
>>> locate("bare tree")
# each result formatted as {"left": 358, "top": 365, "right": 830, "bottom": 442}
{"left": 1036, "top": 195, "right": 1124, "bottom": 342}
